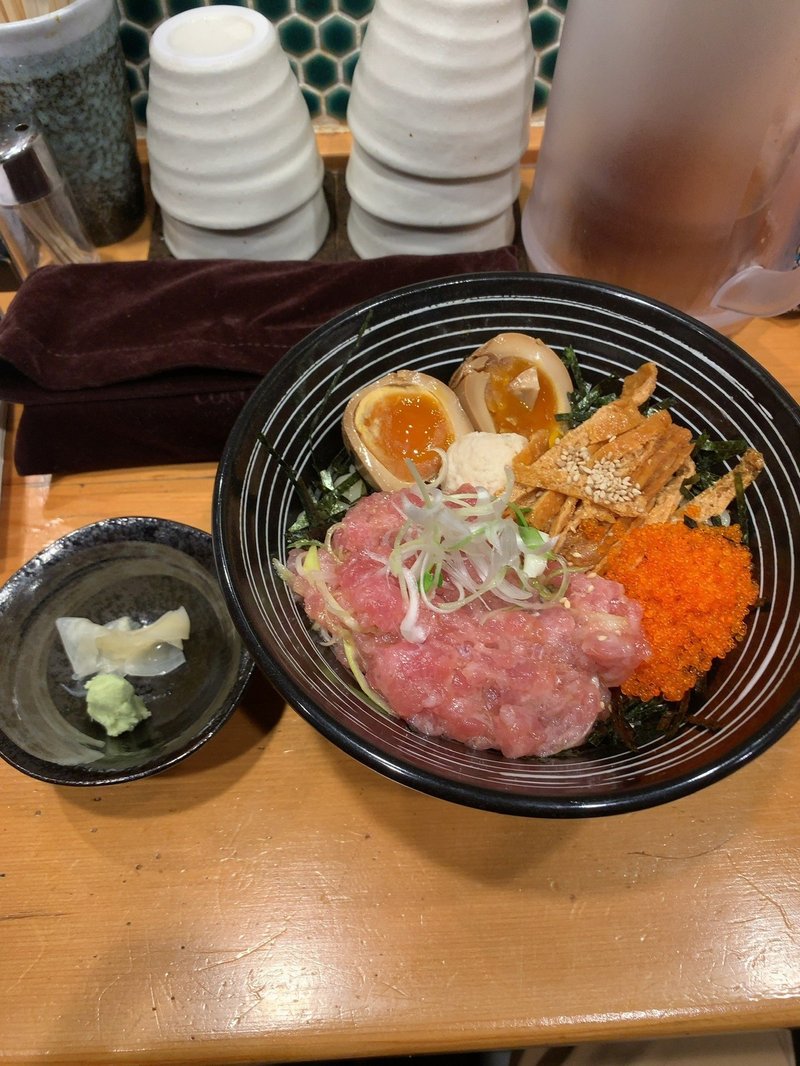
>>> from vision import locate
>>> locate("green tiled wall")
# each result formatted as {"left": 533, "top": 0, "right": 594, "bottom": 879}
{"left": 119, "top": 0, "right": 567, "bottom": 127}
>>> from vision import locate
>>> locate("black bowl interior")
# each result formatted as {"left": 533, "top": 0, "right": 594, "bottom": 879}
{"left": 214, "top": 272, "right": 800, "bottom": 816}
{"left": 0, "top": 517, "right": 253, "bottom": 785}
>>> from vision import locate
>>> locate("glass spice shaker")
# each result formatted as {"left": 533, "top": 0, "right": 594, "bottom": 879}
{"left": 0, "top": 120, "right": 99, "bottom": 281}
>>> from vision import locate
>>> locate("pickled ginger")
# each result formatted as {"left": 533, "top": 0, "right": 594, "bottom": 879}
{"left": 56, "top": 607, "right": 190, "bottom": 679}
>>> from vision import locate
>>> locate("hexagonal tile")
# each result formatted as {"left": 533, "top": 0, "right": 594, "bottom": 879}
{"left": 119, "top": 22, "right": 151, "bottom": 63}
{"left": 302, "top": 52, "right": 338, "bottom": 91}
{"left": 119, "top": 0, "right": 567, "bottom": 127}
{"left": 338, "top": 0, "right": 373, "bottom": 18}
{"left": 531, "top": 7, "right": 562, "bottom": 49}
{"left": 342, "top": 50, "right": 359, "bottom": 84}
{"left": 254, "top": 0, "right": 290, "bottom": 20}
{"left": 296, "top": 0, "right": 332, "bottom": 16}
{"left": 325, "top": 84, "right": 351, "bottom": 121}
{"left": 122, "top": 0, "right": 163, "bottom": 27}
{"left": 132, "top": 93, "right": 149, "bottom": 125}
{"left": 279, "top": 17, "right": 316, "bottom": 57}
{"left": 164, "top": 0, "right": 202, "bottom": 15}
{"left": 301, "top": 86, "right": 323, "bottom": 119}
{"left": 538, "top": 45, "right": 558, "bottom": 81}
{"left": 320, "top": 13, "right": 357, "bottom": 56}
{"left": 124, "top": 62, "right": 141, "bottom": 94}
{"left": 533, "top": 80, "right": 550, "bottom": 111}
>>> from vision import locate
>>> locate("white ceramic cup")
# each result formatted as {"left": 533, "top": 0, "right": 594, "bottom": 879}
{"left": 147, "top": 6, "right": 325, "bottom": 232}
{"left": 346, "top": 0, "right": 534, "bottom": 180}
{"left": 161, "top": 186, "right": 329, "bottom": 261}
{"left": 345, "top": 140, "right": 521, "bottom": 228}
{"left": 347, "top": 199, "right": 516, "bottom": 259}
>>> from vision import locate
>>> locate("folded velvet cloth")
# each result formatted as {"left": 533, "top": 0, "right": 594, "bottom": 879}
{"left": 0, "top": 248, "right": 520, "bottom": 475}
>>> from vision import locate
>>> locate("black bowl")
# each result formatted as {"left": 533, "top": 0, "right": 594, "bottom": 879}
{"left": 213, "top": 273, "right": 800, "bottom": 816}
{"left": 0, "top": 517, "right": 253, "bottom": 785}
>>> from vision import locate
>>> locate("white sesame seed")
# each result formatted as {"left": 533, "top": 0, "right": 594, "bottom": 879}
{"left": 557, "top": 445, "right": 641, "bottom": 504}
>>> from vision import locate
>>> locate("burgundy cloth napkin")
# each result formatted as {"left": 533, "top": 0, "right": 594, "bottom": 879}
{"left": 0, "top": 249, "right": 520, "bottom": 475}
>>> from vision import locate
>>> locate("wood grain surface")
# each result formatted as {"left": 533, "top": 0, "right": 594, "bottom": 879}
{"left": 0, "top": 141, "right": 799, "bottom": 1065}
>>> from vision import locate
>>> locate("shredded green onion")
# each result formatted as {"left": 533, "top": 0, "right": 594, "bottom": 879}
{"left": 388, "top": 463, "right": 570, "bottom": 643}
{"left": 289, "top": 543, "right": 367, "bottom": 633}
{"left": 342, "top": 637, "right": 392, "bottom": 714}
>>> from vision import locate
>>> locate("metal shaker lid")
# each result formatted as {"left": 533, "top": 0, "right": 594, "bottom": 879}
{"left": 0, "top": 121, "right": 61, "bottom": 207}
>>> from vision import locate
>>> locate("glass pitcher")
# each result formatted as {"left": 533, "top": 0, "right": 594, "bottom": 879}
{"left": 521, "top": 0, "right": 800, "bottom": 333}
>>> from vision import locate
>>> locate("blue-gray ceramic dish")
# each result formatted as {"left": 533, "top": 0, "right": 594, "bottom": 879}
{"left": 0, "top": 516, "right": 253, "bottom": 785}
{"left": 213, "top": 273, "right": 800, "bottom": 817}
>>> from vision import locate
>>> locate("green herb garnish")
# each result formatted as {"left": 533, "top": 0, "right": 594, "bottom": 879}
{"left": 284, "top": 450, "right": 368, "bottom": 548}
{"left": 421, "top": 567, "right": 444, "bottom": 594}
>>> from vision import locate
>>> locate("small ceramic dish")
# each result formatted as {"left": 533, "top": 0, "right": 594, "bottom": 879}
{"left": 214, "top": 272, "right": 800, "bottom": 817}
{"left": 0, "top": 516, "right": 253, "bottom": 786}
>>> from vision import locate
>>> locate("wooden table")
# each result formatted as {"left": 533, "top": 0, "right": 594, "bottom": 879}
{"left": 1, "top": 153, "right": 800, "bottom": 1065}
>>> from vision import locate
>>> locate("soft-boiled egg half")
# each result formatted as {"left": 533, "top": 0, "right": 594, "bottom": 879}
{"left": 341, "top": 337, "right": 574, "bottom": 492}
{"left": 449, "top": 333, "right": 573, "bottom": 443}
{"left": 342, "top": 369, "right": 474, "bottom": 491}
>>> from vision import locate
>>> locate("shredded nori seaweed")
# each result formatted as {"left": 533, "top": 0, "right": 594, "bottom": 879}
{"left": 552, "top": 687, "right": 722, "bottom": 758}
{"left": 283, "top": 451, "right": 367, "bottom": 549}
{"left": 555, "top": 346, "right": 620, "bottom": 429}
{"left": 680, "top": 431, "right": 749, "bottom": 497}
{"left": 262, "top": 311, "right": 373, "bottom": 547}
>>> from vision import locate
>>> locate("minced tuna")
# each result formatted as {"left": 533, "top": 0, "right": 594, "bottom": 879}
{"left": 288, "top": 489, "right": 650, "bottom": 759}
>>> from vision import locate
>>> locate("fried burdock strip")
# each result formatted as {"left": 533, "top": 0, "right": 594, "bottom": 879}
{"left": 619, "top": 362, "right": 658, "bottom": 404}
{"left": 680, "top": 448, "right": 765, "bottom": 523}
{"left": 511, "top": 363, "right": 762, "bottom": 570}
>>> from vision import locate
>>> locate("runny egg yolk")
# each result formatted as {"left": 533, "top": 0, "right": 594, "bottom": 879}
{"left": 357, "top": 390, "right": 454, "bottom": 481}
{"left": 484, "top": 356, "right": 560, "bottom": 437}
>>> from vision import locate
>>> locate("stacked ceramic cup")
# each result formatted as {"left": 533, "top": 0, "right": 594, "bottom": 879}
{"left": 147, "top": 6, "right": 329, "bottom": 260}
{"left": 345, "top": 0, "right": 534, "bottom": 258}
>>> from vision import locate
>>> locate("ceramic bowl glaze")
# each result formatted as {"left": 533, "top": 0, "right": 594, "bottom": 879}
{"left": 0, "top": 517, "right": 253, "bottom": 786}
{"left": 214, "top": 273, "right": 800, "bottom": 817}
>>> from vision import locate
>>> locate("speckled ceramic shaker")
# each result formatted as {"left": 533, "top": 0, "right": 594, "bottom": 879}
{"left": 0, "top": 0, "right": 145, "bottom": 247}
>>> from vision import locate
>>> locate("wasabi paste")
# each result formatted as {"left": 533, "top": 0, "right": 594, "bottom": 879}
{"left": 85, "top": 673, "right": 151, "bottom": 737}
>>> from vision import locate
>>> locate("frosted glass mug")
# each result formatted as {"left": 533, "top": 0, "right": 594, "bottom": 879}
{"left": 522, "top": 0, "right": 800, "bottom": 333}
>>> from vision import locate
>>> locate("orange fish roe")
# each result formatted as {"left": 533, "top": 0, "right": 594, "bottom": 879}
{"left": 604, "top": 522, "right": 759, "bottom": 702}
